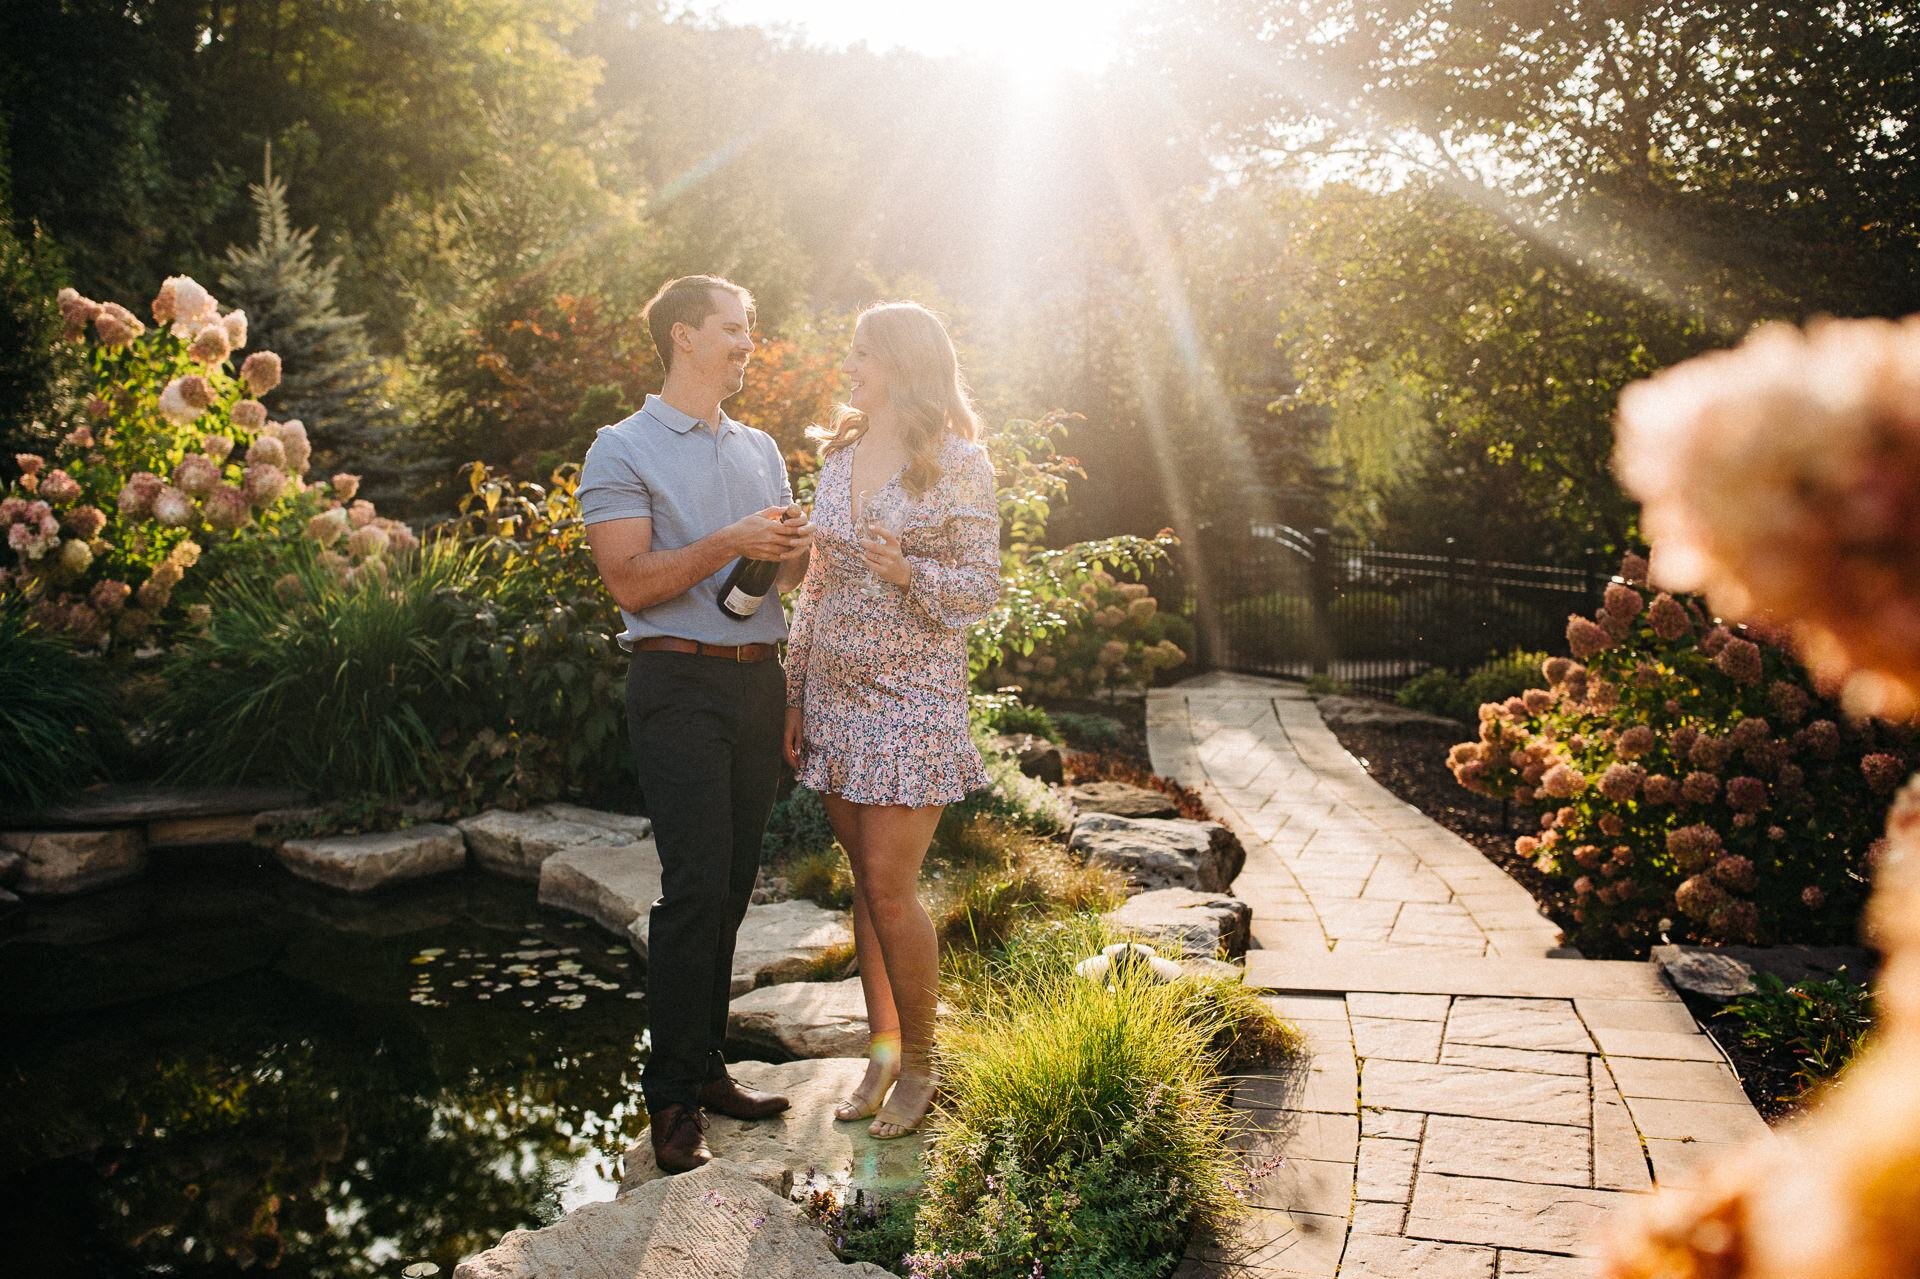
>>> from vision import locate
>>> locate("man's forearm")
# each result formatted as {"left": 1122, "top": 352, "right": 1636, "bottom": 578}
{"left": 611, "top": 527, "right": 743, "bottom": 613}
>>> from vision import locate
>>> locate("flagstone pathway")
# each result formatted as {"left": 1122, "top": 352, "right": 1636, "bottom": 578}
{"left": 1150, "top": 674, "right": 1769, "bottom": 1279}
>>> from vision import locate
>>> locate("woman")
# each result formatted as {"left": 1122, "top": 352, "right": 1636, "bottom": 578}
{"left": 783, "top": 302, "right": 1001, "bottom": 1139}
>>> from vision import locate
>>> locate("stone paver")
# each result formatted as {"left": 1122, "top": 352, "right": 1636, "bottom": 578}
{"left": 1149, "top": 676, "right": 1768, "bottom": 1278}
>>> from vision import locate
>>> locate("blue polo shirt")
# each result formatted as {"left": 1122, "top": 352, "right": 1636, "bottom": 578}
{"left": 578, "top": 395, "right": 794, "bottom": 648}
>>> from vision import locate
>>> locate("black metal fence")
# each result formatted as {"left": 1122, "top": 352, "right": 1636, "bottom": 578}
{"left": 1167, "top": 524, "right": 1608, "bottom": 689}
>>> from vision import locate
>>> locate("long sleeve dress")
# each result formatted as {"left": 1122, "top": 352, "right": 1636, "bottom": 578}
{"left": 785, "top": 432, "right": 1002, "bottom": 807}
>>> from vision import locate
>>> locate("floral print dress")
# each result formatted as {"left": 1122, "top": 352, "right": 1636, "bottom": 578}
{"left": 786, "top": 432, "right": 1001, "bottom": 806}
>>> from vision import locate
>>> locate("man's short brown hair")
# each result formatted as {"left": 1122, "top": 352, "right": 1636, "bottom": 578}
{"left": 641, "top": 275, "right": 756, "bottom": 373}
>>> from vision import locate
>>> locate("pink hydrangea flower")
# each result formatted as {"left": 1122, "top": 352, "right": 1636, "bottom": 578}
{"left": 1767, "top": 679, "right": 1811, "bottom": 724}
{"left": 1604, "top": 582, "right": 1645, "bottom": 622}
{"left": 241, "top": 351, "right": 282, "bottom": 396}
{"left": 243, "top": 464, "right": 286, "bottom": 506}
{"left": 63, "top": 505, "right": 106, "bottom": 539}
{"left": 204, "top": 484, "right": 251, "bottom": 530}
{"left": 172, "top": 455, "right": 221, "bottom": 497}
{"left": 1667, "top": 823, "right": 1723, "bottom": 871}
{"left": 90, "top": 579, "right": 131, "bottom": 613}
{"left": 92, "top": 302, "right": 144, "bottom": 347}
{"left": 1712, "top": 854, "right": 1757, "bottom": 892}
{"left": 38, "top": 469, "right": 82, "bottom": 503}
{"left": 1725, "top": 775, "right": 1769, "bottom": 812}
{"left": 188, "top": 322, "right": 231, "bottom": 365}
{"left": 1713, "top": 636, "right": 1764, "bottom": 684}
{"left": 1674, "top": 874, "right": 1728, "bottom": 921}
{"left": 1567, "top": 615, "right": 1613, "bottom": 660}
{"left": 1617, "top": 725, "right": 1655, "bottom": 759}
{"left": 331, "top": 473, "right": 361, "bottom": 502}
{"left": 1862, "top": 753, "right": 1909, "bottom": 795}
{"left": 1793, "top": 719, "right": 1841, "bottom": 759}
{"left": 230, "top": 400, "right": 267, "bottom": 430}
{"left": 1647, "top": 593, "right": 1690, "bottom": 640}
{"left": 117, "top": 472, "right": 163, "bottom": 518}
{"left": 151, "top": 485, "right": 195, "bottom": 528}
{"left": 247, "top": 435, "right": 287, "bottom": 469}
{"left": 1541, "top": 763, "right": 1586, "bottom": 798}
{"left": 1598, "top": 762, "right": 1647, "bottom": 801}
{"left": 1643, "top": 774, "right": 1680, "bottom": 805}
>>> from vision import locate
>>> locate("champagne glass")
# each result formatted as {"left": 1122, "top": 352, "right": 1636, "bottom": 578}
{"left": 853, "top": 486, "right": 903, "bottom": 597}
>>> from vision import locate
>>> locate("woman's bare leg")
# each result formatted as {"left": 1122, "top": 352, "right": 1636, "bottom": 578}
{"left": 844, "top": 802, "right": 944, "bottom": 1138}
{"left": 822, "top": 793, "right": 900, "bottom": 1119}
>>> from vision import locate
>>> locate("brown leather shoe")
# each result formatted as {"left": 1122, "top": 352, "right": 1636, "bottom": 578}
{"left": 649, "top": 1103, "right": 711, "bottom": 1173}
{"left": 697, "top": 1074, "right": 790, "bottom": 1121}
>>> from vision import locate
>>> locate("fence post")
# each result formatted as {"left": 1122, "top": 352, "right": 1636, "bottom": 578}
{"left": 1309, "top": 527, "right": 1333, "bottom": 677}
{"left": 1186, "top": 535, "right": 1222, "bottom": 672}
{"left": 1582, "top": 547, "right": 1601, "bottom": 601}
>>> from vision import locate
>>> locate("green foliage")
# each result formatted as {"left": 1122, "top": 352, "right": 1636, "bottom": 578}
{"left": 0, "top": 215, "right": 78, "bottom": 464}
{"left": 219, "top": 157, "right": 404, "bottom": 495}
{"left": 1449, "top": 559, "right": 1920, "bottom": 949}
{"left": 1719, "top": 972, "right": 1875, "bottom": 1099}
{"left": 1051, "top": 711, "right": 1126, "bottom": 754}
{"left": 917, "top": 914, "right": 1245, "bottom": 1279}
{"left": 1303, "top": 674, "right": 1353, "bottom": 696}
{"left": 968, "top": 414, "right": 1180, "bottom": 685}
{"left": 986, "top": 568, "right": 1194, "bottom": 698}
{"left": 151, "top": 539, "right": 483, "bottom": 798}
{"left": 763, "top": 783, "right": 838, "bottom": 862}
{"left": 968, "top": 692, "right": 1062, "bottom": 744}
{"left": 0, "top": 607, "right": 121, "bottom": 810}
{"left": 1398, "top": 650, "right": 1553, "bottom": 724}
{"left": 444, "top": 461, "right": 633, "bottom": 808}
{"left": 955, "top": 735, "right": 1075, "bottom": 837}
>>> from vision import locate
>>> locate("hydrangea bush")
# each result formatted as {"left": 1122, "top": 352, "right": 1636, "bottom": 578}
{"left": 1447, "top": 553, "right": 1918, "bottom": 949}
{"left": 983, "top": 569, "right": 1192, "bottom": 698}
{"left": 1, "top": 275, "right": 412, "bottom": 651}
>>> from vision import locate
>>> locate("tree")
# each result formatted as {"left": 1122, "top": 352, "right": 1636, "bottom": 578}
{"left": 219, "top": 155, "right": 408, "bottom": 498}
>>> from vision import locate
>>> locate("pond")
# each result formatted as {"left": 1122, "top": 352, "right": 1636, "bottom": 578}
{"left": 0, "top": 847, "right": 653, "bottom": 1278}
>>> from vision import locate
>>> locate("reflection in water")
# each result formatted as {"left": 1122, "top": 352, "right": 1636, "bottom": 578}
{"left": 0, "top": 849, "right": 653, "bottom": 1277}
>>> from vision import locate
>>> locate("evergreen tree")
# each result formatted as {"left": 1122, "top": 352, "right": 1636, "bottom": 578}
{"left": 219, "top": 153, "right": 417, "bottom": 499}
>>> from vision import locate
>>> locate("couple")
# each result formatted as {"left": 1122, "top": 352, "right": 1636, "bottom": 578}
{"left": 578, "top": 275, "right": 1000, "bottom": 1174}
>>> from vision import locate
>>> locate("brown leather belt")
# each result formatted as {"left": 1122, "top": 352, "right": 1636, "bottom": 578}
{"left": 633, "top": 636, "right": 778, "bottom": 663}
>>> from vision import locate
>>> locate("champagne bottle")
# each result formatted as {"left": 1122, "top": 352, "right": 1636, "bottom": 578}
{"left": 718, "top": 554, "right": 780, "bottom": 619}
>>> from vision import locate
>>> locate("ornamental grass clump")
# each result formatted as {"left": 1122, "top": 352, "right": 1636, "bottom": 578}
{"left": 152, "top": 538, "right": 485, "bottom": 798}
{"left": 1446, "top": 553, "right": 1918, "bottom": 949}
{"left": 0, "top": 608, "right": 123, "bottom": 810}
{"left": 916, "top": 916, "right": 1248, "bottom": 1279}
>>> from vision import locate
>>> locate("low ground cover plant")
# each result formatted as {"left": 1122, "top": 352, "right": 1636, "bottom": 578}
{"left": 1717, "top": 971, "right": 1875, "bottom": 1106}
{"left": 1447, "top": 554, "right": 1919, "bottom": 949}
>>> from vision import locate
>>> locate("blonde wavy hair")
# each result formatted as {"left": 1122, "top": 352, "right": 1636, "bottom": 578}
{"left": 811, "top": 302, "right": 982, "bottom": 496}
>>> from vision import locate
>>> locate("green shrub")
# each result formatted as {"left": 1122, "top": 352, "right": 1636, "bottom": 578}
{"left": 151, "top": 539, "right": 483, "bottom": 798}
{"left": 0, "top": 611, "right": 121, "bottom": 810}
{"left": 970, "top": 692, "right": 1063, "bottom": 743}
{"left": 1051, "top": 710, "right": 1126, "bottom": 753}
{"left": 916, "top": 914, "right": 1245, "bottom": 1279}
{"left": 1398, "top": 649, "right": 1551, "bottom": 722}
{"left": 1718, "top": 971, "right": 1874, "bottom": 1099}
{"left": 763, "top": 783, "right": 838, "bottom": 861}
{"left": 785, "top": 842, "right": 854, "bottom": 909}
{"left": 984, "top": 570, "right": 1194, "bottom": 699}
{"left": 1448, "top": 555, "right": 1920, "bottom": 949}
{"left": 1304, "top": 674, "right": 1353, "bottom": 696}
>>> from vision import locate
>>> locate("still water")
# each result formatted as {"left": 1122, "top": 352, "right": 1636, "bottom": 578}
{"left": 0, "top": 847, "right": 653, "bottom": 1278}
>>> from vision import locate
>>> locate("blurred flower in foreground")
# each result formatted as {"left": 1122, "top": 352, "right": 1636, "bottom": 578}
{"left": 1614, "top": 314, "right": 1920, "bottom": 717}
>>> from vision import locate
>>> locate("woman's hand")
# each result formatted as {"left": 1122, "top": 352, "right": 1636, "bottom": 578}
{"left": 783, "top": 706, "right": 805, "bottom": 770}
{"left": 861, "top": 524, "right": 911, "bottom": 587}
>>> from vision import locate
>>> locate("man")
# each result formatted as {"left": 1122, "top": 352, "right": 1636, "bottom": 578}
{"left": 578, "top": 275, "right": 812, "bottom": 1173}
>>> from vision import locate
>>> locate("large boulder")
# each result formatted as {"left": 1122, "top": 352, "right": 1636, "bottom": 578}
{"left": 276, "top": 824, "right": 465, "bottom": 892}
{"left": 728, "top": 977, "right": 872, "bottom": 1059}
{"left": 621, "top": 1059, "right": 926, "bottom": 1197}
{"left": 1069, "top": 812, "right": 1244, "bottom": 894}
{"left": 629, "top": 898, "right": 854, "bottom": 995}
{"left": 1101, "top": 887, "right": 1253, "bottom": 959}
{"left": 993, "top": 732, "right": 1064, "bottom": 785}
{"left": 1, "top": 828, "right": 147, "bottom": 895}
{"left": 1069, "top": 780, "right": 1179, "bottom": 819}
{"left": 540, "top": 841, "right": 663, "bottom": 937}
{"left": 456, "top": 1157, "right": 895, "bottom": 1279}
{"left": 458, "top": 805, "right": 651, "bottom": 881}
